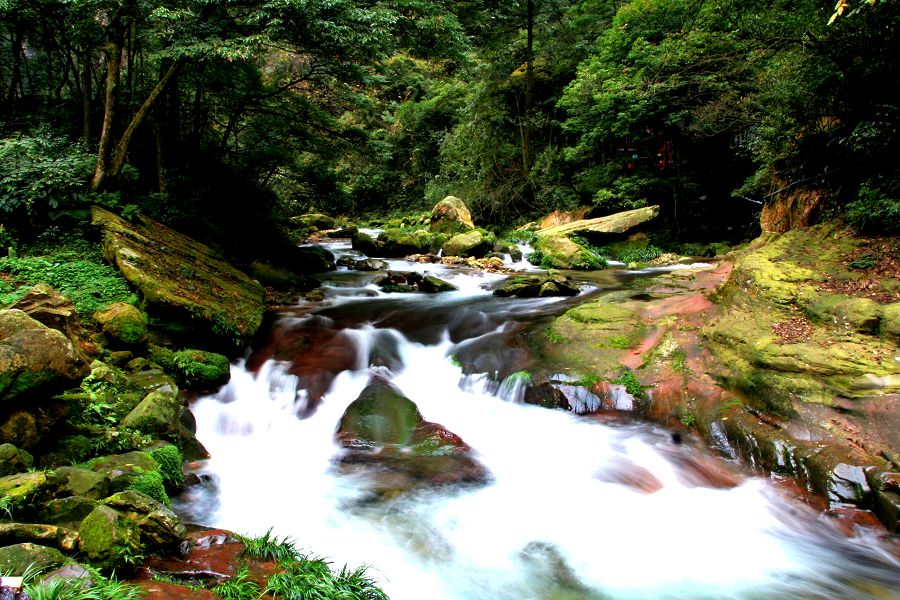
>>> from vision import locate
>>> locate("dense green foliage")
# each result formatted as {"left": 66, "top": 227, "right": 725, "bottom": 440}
{"left": 1, "top": 0, "right": 897, "bottom": 250}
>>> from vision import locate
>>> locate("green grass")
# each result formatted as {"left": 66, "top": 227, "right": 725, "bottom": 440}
{"left": 614, "top": 369, "right": 645, "bottom": 397}
{"left": 212, "top": 566, "right": 260, "bottom": 600}
{"left": 237, "top": 528, "right": 298, "bottom": 563}
{"left": 12, "top": 564, "right": 145, "bottom": 600}
{"left": 0, "top": 239, "right": 137, "bottom": 316}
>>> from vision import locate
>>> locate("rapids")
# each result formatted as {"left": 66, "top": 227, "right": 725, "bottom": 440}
{"left": 176, "top": 240, "right": 900, "bottom": 600}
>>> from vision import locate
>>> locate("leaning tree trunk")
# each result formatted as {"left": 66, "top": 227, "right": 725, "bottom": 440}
{"left": 105, "top": 59, "right": 184, "bottom": 185}
{"left": 522, "top": 0, "right": 535, "bottom": 177}
{"left": 91, "top": 39, "right": 122, "bottom": 191}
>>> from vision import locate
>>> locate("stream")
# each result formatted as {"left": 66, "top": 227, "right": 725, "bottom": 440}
{"left": 175, "top": 239, "right": 900, "bottom": 599}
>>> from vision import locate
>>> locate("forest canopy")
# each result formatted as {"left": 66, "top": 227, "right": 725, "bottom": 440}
{"left": 1, "top": 0, "right": 897, "bottom": 255}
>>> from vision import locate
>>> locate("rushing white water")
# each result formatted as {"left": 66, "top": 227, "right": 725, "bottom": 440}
{"left": 182, "top": 322, "right": 899, "bottom": 600}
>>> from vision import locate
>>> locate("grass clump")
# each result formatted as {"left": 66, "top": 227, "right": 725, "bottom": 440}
{"left": 237, "top": 528, "right": 298, "bottom": 564}
{"left": 212, "top": 566, "right": 260, "bottom": 600}
{"left": 265, "top": 557, "right": 388, "bottom": 600}
{"left": 614, "top": 369, "right": 645, "bottom": 397}
{"left": 15, "top": 564, "right": 144, "bottom": 600}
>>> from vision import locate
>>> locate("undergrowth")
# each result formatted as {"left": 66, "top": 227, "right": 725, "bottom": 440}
{"left": 0, "top": 238, "right": 136, "bottom": 316}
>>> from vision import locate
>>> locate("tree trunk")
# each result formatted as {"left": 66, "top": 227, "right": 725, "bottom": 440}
{"left": 523, "top": 0, "right": 535, "bottom": 177}
{"left": 105, "top": 59, "right": 184, "bottom": 185}
{"left": 91, "top": 39, "right": 122, "bottom": 191}
{"left": 82, "top": 51, "right": 92, "bottom": 143}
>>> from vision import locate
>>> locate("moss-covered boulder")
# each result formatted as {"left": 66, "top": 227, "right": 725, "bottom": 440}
{"left": 103, "top": 490, "right": 187, "bottom": 547}
{"left": 336, "top": 378, "right": 488, "bottom": 492}
{"left": 382, "top": 229, "right": 438, "bottom": 257}
{"left": 38, "top": 496, "right": 98, "bottom": 527}
{"left": 0, "top": 471, "right": 49, "bottom": 506}
{"left": 8, "top": 284, "right": 84, "bottom": 344}
{"left": 91, "top": 206, "right": 264, "bottom": 348}
{"left": 0, "top": 443, "right": 33, "bottom": 476}
{"left": 493, "top": 273, "right": 580, "bottom": 298}
{"left": 441, "top": 230, "right": 494, "bottom": 258}
{"left": 120, "top": 388, "right": 181, "bottom": 439}
{"left": 882, "top": 302, "right": 900, "bottom": 340}
{"left": 531, "top": 235, "right": 605, "bottom": 270}
{"left": 148, "top": 346, "right": 230, "bottom": 390}
{"left": 54, "top": 466, "right": 110, "bottom": 500}
{"left": 77, "top": 504, "right": 142, "bottom": 568}
{"left": 0, "top": 542, "right": 66, "bottom": 575}
{"left": 290, "top": 213, "right": 337, "bottom": 230}
{"left": 536, "top": 205, "right": 660, "bottom": 239}
{"left": 430, "top": 196, "right": 475, "bottom": 235}
{"left": 93, "top": 302, "right": 147, "bottom": 345}
{"left": 0, "top": 523, "right": 79, "bottom": 552}
{"left": 374, "top": 272, "right": 457, "bottom": 294}
{"left": 86, "top": 451, "right": 168, "bottom": 504}
{"left": 0, "top": 309, "right": 89, "bottom": 404}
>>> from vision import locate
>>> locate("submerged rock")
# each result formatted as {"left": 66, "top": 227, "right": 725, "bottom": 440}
{"left": 335, "top": 378, "right": 489, "bottom": 493}
{"left": 91, "top": 206, "right": 264, "bottom": 348}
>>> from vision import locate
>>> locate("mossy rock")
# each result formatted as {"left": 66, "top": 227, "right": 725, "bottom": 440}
{"left": 807, "top": 296, "right": 882, "bottom": 333}
{"left": 0, "top": 443, "right": 33, "bottom": 476}
{"left": 0, "top": 471, "right": 49, "bottom": 505}
{"left": 536, "top": 206, "right": 659, "bottom": 240}
{"left": 493, "top": 274, "right": 579, "bottom": 298}
{"left": 290, "top": 213, "right": 337, "bottom": 230}
{"left": 0, "top": 543, "right": 66, "bottom": 575}
{"left": 149, "top": 444, "right": 185, "bottom": 493}
{"left": 86, "top": 451, "right": 161, "bottom": 496}
{"left": 379, "top": 229, "right": 437, "bottom": 257}
{"left": 38, "top": 496, "right": 99, "bottom": 527}
{"left": 882, "top": 302, "right": 900, "bottom": 340}
{"left": 536, "top": 300, "right": 642, "bottom": 377}
{"left": 54, "top": 466, "right": 110, "bottom": 500}
{"left": 419, "top": 275, "right": 457, "bottom": 293}
{"left": 77, "top": 504, "right": 142, "bottom": 569}
{"left": 249, "top": 261, "right": 304, "bottom": 289}
{"left": 120, "top": 388, "right": 181, "bottom": 439}
{"left": 430, "top": 196, "right": 475, "bottom": 235}
{"left": 337, "top": 379, "right": 422, "bottom": 447}
{"left": 532, "top": 235, "right": 595, "bottom": 270}
{"left": 94, "top": 302, "right": 148, "bottom": 345}
{"left": 148, "top": 346, "right": 230, "bottom": 390}
{"left": 103, "top": 489, "right": 187, "bottom": 546}
{"left": 0, "top": 309, "right": 89, "bottom": 405}
{"left": 442, "top": 230, "right": 494, "bottom": 258}
{"left": 91, "top": 206, "right": 264, "bottom": 348}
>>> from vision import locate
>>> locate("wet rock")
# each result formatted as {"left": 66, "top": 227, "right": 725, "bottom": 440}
{"left": 8, "top": 284, "right": 86, "bottom": 346}
{"left": 375, "top": 271, "right": 456, "bottom": 294}
{"left": 120, "top": 387, "right": 181, "bottom": 438}
{"left": 291, "top": 213, "right": 337, "bottom": 230}
{"left": 249, "top": 261, "right": 305, "bottom": 290}
{"left": 78, "top": 490, "right": 187, "bottom": 569}
{"left": 0, "top": 444, "right": 32, "bottom": 477}
{"left": 91, "top": 206, "right": 264, "bottom": 348}
{"left": 595, "top": 460, "right": 664, "bottom": 494}
{"left": 351, "top": 258, "right": 389, "bottom": 271}
{"left": 0, "top": 309, "right": 89, "bottom": 404}
{"left": 87, "top": 451, "right": 160, "bottom": 494}
{"left": 38, "top": 496, "right": 98, "bottom": 527}
{"left": 0, "top": 523, "right": 79, "bottom": 552}
{"left": 493, "top": 274, "right": 579, "bottom": 298}
{"left": 335, "top": 378, "right": 489, "bottom": 491}
{"left": 0, "top": 543, "right": 66, "bottom": 575}
{"left": 826, "top": 463, "right": 871, "bottom": 506}
{"left": 54, "top": 466, "right": 110, "bottom": 500}
{"left": 523, "top": 383, "right": 571, "bottom": 411}
{"left": 43, "top": 563, "right": 93, "bottom": 589}
{"left": 0, "top": 471, "right": 49, "bottom": 505}
{"left": 291, "top": 244, "right": 336, "bottom": 273}
{"left": 94, "top": 302, "right": 148, "bottom": 345}
{"left": 430, "top": 196, "right": 475, "bottom": 235}
{"left": 442, "top": 230, "right": 493, "bottom": 258}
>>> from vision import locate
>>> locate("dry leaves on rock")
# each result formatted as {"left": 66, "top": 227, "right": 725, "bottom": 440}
{"left": 772, "top": 316, "right": 813, "bottom": 344}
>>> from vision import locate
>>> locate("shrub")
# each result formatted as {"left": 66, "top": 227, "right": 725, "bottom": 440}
{"left": 845, "top": 183, "right": 900, "bottom": 235}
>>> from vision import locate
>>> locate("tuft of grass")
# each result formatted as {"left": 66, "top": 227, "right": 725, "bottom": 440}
{"left": 265, "top": 557, "right": 388, "bottom": 600}
{"left": 211, "top": 566, "right": 260, "bottom": 600}
{"left": 16, "top": 565, "right": 144, "bottom": 600}
{"left": 237, "top": 528, "right": 298, "bottom": 564}
{"left": 614, "top": 369, "right": 644, "bottom": 397}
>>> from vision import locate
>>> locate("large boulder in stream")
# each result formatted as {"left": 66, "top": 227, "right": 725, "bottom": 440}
{"left": 430, "top": 196, "right": 475, "bottom": 235}
{"left": 493, "top": 273, "right": 580, "bottom": 298}
{"left": 441, "top": 230, "right": 494, "bottom": 258}
{"left": 532, "top": 206, "right": 659, "bottom": 269}
{"left": 335, "top": 378, "right": 489, "bottom": 495}
{"left": 91, "top": 206, "right": 265, "bottom": 348}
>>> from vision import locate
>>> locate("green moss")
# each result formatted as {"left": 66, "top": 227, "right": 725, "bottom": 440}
{"left": 671, "top": 349, "right": 687, "bottom": 372}
{"left": 545, "top": 327, "right": 570, "bottom": 344}
{"left": 614, "top": 370, "right": 645, "bottom": 397}
{"left": 129, "top": 470, "right": 169, "bottom": 506}
{"left": 150, "top": 345, "right": 230, "bottom": 389}
{"left": 150, "top": 445, "right": 185, "bottom": 493}
{"left": 0, "top": 245, "right": 137, "bottom": 318}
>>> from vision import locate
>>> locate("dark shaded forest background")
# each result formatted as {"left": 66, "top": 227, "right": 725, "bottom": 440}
{"left": 1, "top": 0, "right": 897, "bottom": 262}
